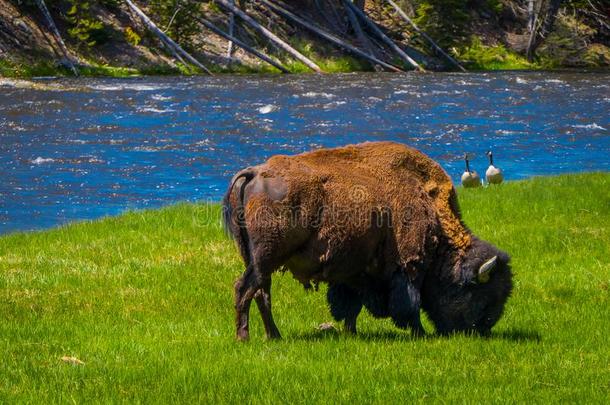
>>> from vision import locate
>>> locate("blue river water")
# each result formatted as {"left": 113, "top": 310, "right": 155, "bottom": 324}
{"left": 0, "top": 71, "right": 608, "bottom": 234}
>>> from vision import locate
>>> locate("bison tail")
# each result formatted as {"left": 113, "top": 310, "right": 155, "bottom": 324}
{"left": 222, "top": 167, "right": 257, "bottom": 266}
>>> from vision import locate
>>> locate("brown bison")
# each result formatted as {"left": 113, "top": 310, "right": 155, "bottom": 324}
{"left": 223, "top": 142, "right": 512, "bottom": 340}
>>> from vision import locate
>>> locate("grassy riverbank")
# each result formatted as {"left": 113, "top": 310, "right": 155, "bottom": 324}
{"left": 1, "top": 173, "right": 608, "bottom": 402}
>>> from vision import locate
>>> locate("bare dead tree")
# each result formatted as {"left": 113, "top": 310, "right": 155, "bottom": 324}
{"left": 195, "top": 15, "right": 290, "bottom": 72}
{"left": 125, "top": 0, "right": 212, "bottom": 74}
{"left": 527, "top": 0, "right": 564, "bottom": 61}
{"left": 260, "top": 0, "right": 402, "bottom": 72}
{"left": 344, "top": 0, "right": 424, "bottom": 71}
{"left": 226, "top": 0, "right": 235, "bottom": 57}
{"left": 384, "top": 0, "right": 465, "bottom": 71}
{"left": 345, "top": 1, "right": 379, "bottom": 61}
{"left": 528, "top": 0, "right": 536, "bottom": 33}
{"left": 33, "top": 0, "right": 78, "bottom": 75}
{"left": 216, "top": 0, "right": 323, "bottom": 72}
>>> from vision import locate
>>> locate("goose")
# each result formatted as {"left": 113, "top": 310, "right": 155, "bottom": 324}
{"left": 461, "top": 154, "right": 481, "bottom": 188}
{"left": 485, "top": 151, "right": 504, "bottom": 185}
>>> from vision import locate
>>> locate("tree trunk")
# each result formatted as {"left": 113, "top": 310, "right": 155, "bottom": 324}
{"left": 196, "top": 15, "right": 290, "bottom": 73}
{"left": 527, "top": 0, "right": 535, "bottom": 33}
{"left": 542, "top": 0, "right": 563, "bottom": 36}
{"left": 345, "top": 1, "right": 378, "bottom": 59}
{"left": 526, "top": 0, "right": 563, "bottom": 61}
{"left": 226, "top": 0, "right": 235, "bottom": 57}
{"left": 125, "top": 0, "right": 212, "bottom": 74}
{"left": 260, "top": 0, "right": 402, "bottom": 72}
{"left": 216, "top": 0, "right": 323, "bottom": 72}
{"left": 344, "top": 0, "right": 424, "bottom": 71}
{"left": 384, "top": 0, "right": 465, "bottom": 71}
{"left": 33, "top": 0, "right": 78, "bottom": 75}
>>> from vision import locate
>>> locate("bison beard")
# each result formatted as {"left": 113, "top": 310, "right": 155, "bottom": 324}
{"left": 223, "top": 142, "right": 513, "bottom": 340}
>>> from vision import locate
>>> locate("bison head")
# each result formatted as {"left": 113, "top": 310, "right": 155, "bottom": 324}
{"left": 421, "top": 237, "right": 513, "bottom": 335}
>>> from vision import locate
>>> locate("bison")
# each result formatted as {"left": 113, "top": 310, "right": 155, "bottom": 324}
{"left": 223, "top": 142, "right": 512, "bottom": 340}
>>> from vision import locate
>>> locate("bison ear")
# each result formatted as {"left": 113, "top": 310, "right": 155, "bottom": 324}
{"left": 477, "top": 256, "right": 497, "bottom": 283}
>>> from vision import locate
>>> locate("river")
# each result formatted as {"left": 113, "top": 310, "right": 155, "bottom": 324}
{"left": 0, "top": 71, "right": 608, "bottom": 234}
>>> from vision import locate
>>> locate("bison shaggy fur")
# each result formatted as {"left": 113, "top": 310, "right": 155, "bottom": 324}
{"left": 223, "top": 141, "right": 512, "bottom": 340}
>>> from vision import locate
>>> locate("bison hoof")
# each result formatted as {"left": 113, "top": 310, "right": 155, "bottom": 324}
{"left": 236, "top": 330, "right": 250, "bottom": 342}
{"left": 266, "top": 331, "right": 282, "bottom": 340}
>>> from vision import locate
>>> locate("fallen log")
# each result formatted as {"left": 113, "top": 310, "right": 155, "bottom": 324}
{"left": 259, "top": 0, "right": 402, "bottom": 72}
{"left": 33, "top": 0, "right": 78, "bottom": 75}
{"left": 343, "top": 0, "right": 423, "bottom": 71}
{"left": 216, "top": 0, "right": 322, "bottom": 73}
{"left": 384, "top": 0, "right": 465, "bottom": 71}
{"left": 344, "top": 1, "right": 378, "bottom": 59}
{"left": 125, "top": 0, "right": 212, "bottom": 74}
{"left": 195, "top": 15, "right": 290, "bottom": 73}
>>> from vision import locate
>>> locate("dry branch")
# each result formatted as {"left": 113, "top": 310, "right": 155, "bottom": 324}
{"left": 196, "top": 15, "right": 290, "bottom": 73}
{"left": 216, "top": 0, "right": 323, "bottom": 72}
{"left": 259, "top": 0, "right": 402, "bottom": 72}
{"left": 344, "top": 0, "right": 424, "bottom": 71}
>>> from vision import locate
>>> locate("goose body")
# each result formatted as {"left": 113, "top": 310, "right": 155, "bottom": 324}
{"left": 461, "top": 154, "right": 481, "bottom": 188}
{"left": 485, "top": 151, "right": 504, "bottom": 184}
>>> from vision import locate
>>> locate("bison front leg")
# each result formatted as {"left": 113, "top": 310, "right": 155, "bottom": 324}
{"left": 254, "top": 277, "right": 281, "bottom": 339}
{"left": 389, "top": 271, "right": 425, "bottom": 337}
{"left": 327, "top": 284, "right": 363, "bottom": 334}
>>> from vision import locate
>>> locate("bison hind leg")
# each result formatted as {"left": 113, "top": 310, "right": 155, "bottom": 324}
{"left": 327, "top": 283, "right": 362, "bottom": 334}
{"left": 360, "top": 283, "right": 390, "bottom": 319}
{"left": 389, "top": 271, "right": 425, "bottom": 337}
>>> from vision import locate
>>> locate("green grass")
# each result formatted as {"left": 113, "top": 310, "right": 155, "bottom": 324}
{"left": 0, "top": 58, "right": 146, "bottom": 78}
{"left": 283, "top": 38, "right": 374, "bottom": 73}
{"left": 457, "top": 37, "right": 535, "bottom": 70}
{"left": 1, "top": 173, "right": 608, "bottom": 402}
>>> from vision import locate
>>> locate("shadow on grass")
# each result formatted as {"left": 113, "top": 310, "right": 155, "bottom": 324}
{"left": 490, "top": 329, "right": 542, "bottom": 342}
{"left": 290, "top": 329, "right": 418, "bottom": 342}
{"left": 288, "top": 327, "right": 541, "bottom": 343}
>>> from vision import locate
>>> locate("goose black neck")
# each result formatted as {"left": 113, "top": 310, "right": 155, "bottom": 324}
{"left": 488, "top": 152, "right": 494, "bottom": 166}
{"left": 465, "top": 158, "right": 471, "bottom": 173}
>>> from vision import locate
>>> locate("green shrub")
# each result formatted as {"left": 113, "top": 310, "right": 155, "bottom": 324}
{"left": 457, "top": 36, "right": 532, "bottom": 70}
{"left": 0, "top": 58, "right": 19, "bottom": 77}
{"left": 124, "top": 26, "right": 142, "bottom": 46}
{"left": 413, "top": 0, "right": 470, "bottom": 49}
{"left": 318, "top": 56, "right": 371, "bottom": 73}
{"left": 583, "top": 44, "right": 610, "bottom": 67}
{"left": 538, "top": 14, "right": 599, "bottom": 67}
{"left": 149, "top": 0, "right": 201, "bottom": 48}
{"left": 485, "top": 0, "right": 503, "bottom": 14}
{"left": 66, "top": 0, "right": 110, "bottom": 47}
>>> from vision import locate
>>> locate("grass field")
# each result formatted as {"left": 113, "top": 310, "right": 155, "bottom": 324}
{"left": 1, "top": 173, "right": 608, "bottom": 402}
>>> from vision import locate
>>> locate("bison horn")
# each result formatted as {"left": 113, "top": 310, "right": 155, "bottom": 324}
{"left": 477, "top": 256, "right": 498, "bottom": 283}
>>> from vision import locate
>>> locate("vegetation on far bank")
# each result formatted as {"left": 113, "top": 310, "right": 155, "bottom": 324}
{"left": 1, "top": 173, "right": 608, "bottom": 402}
{"left": 1, "top": 0, "right": 608, "bottom": 78}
